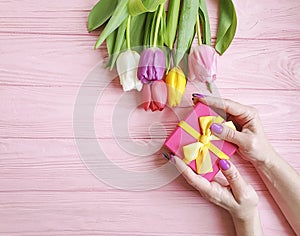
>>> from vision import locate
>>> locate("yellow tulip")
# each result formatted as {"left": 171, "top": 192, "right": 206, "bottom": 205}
{"left": 166, "top": 67, "right": 186, "bottom": 107}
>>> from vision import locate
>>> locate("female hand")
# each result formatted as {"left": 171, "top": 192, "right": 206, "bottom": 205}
{"left": 193, "top": 94, "right": 274, "bottom": 165}
{"left": 172, "top": 155, "right": 258, "bottom": 220}
{"left": 171, "top": 155, "right": 263, "bottom": 235}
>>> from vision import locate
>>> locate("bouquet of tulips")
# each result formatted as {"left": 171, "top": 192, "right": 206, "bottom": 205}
{"left": 88, "top": 0, "right": 237, "bottom": 111}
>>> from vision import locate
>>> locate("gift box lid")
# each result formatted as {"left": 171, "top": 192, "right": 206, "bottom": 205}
{"left": 164, "top": 102, "right": 237, "bottom": 181}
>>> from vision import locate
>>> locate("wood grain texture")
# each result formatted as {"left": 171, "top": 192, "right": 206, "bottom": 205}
{"left": 0, "top": 0, "right": 299, "bottom": 40}
{"left": 0, "top": 0, "right": 299, "bottom": 235}
{"left": 0, "top": 86, "right": 299, "bottom": 139}
{"left": 0, "top": 139, "right": 299, "bottom": 192}
{"left": 0, "top": 34, "right": 299, "bottom": 89}
{"left": 0, "top": 190, "right": 296, "bottom": 236}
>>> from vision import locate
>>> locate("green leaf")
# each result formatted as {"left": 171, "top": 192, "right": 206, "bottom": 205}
{"left": 215, "top": 0, "right": 237, "bottom": 55}
{"left": 157, "top": 8, "right": 166, "bottom": 47}
{"left": 130, "top": 13, "right": 147, "bottom": 49}
{"left": 175, "top": 0, "right": 199, "bottom": 66}
{"left": 164, "top": 0, "right": 180, "bottom": 49}
{"left": 106, "top": 30, "right": 117, "bottom": 56}
{"left": 150, "top": 8, "right": 160, "bottom": 46}
{"left": 94, "top": 0, "right": 129, "bottom": 49}
{"left": 104, "top": 29, "right": 117, "bottom": 68}
{"left": 88, "top": 0, "right": 118, "bottom": 32}
{"left": 187, "top": 27, "right": 196, "bottom": 53}
{"left": 128, "top": 0, "right": 166, "bottom": 16}
{"left": 109, "top": 19, "right": 128, "bottom": 70}
{"left": 144, "top": 12, "right": 155, "bottom": 46}
{"left": 199, "top": 0, "right": 211, "bottom": 45}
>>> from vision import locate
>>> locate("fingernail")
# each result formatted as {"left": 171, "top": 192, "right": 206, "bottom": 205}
{"left": 170, "top": 154, "right": 176, "bottom": 164}
{"left": 192, "top": 93, "right": 206, "bottom": 98}
{"left": 219, "top": 159, "right": 230, "bottom": 171}
{"left": 162, "top": 153, "right": 170, "bottom": 161}
{"left": 210, "top": 123, "right": 223, "bottom": 134}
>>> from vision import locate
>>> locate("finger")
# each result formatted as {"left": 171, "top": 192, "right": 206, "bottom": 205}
{"left": 210, "top": 122, "right": 247, "bottom": 146}
{"left": 193, "top": 96, "right": 250, "bottom": 117}
{"left": 219, "top": 160, "right": 248, "bottom": 201}
{"left": 213, "top": 176, "right": 229, "bottom": 187}
{"left": 172, "top": 155, "right": 211, "bottom": 193}
{"left": 173, "top": 155, "right": 237, "bottom": 209}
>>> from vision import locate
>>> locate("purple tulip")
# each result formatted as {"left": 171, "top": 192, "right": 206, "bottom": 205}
{"left": 137, "top": 48, "right": 166, "bottom": 84}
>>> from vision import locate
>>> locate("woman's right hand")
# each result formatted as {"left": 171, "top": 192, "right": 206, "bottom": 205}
{"left": 193, "top": 94, "right": 275, "bottom": 165}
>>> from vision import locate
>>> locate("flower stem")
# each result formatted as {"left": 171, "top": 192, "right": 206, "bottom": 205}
{"left": 153, "top": 4, "right": 164, "bottom": 47}
{"left": 207, "top": 81, "right": 213, "bottom": 93}
{"left": 196, "top": 14, "right": 202, "bottom": 46}
{"left": 126, "top": 16, "right": 131, "bottom": 50}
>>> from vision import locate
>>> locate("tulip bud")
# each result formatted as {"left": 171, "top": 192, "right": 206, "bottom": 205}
{"left": 166, "top": 67, "right": 186, "bottom": 107}
{"left": 116, "top": 50, "right": 143, "bottom": 92}
{"left": 142, "top": 80, "right": 167, "bottom": 112}
{"left": 151, "top": 80, "right": 167, "bottom": 111}
{"left": 188, "top": 45, "right": 218, "bottom": 84}
{"left": 137, "top": 48, "right": 166, "bottom": 84}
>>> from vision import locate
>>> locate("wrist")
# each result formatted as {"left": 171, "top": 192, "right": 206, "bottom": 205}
{"left": 231, "top": 209, "right": 263, "bottom": 236}
{"left": 253, "top": 146, "right": 278, "bottom": 170}
{"left": 231, "top": 208, "right": 259, "bottom": 223}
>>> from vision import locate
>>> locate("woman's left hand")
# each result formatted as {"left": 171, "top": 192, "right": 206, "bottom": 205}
{"left": 171, "top": 155, "right": 263, "bottom": 236}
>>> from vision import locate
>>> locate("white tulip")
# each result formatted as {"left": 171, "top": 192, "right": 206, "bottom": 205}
{"left": 116, "top": 50, "right": 143, "bottom": 92}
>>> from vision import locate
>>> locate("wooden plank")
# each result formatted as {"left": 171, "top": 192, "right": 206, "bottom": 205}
{"left": 0, "top": 138, "right": 298, "bottom": 193}
{"left": 0, "top": 34, "right": 299, "bottom": 89}
{"left": 0, "top": 190, "right": 294, "bottom": 235}
{"left": 0, "top": 87, "right": 299, "bottom": 139}
{"left": 0, "top": 0, "right": 299, "bottom": 40}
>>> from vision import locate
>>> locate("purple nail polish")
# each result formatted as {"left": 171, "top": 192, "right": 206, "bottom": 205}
{"left": 210, "top": 123, "right": 223, "bottom": 134}
{"left": 192, "top": 93, "right": 206, "bottom": 98}
{"left": 170, "top": 154, "right": 176, "bottom": 164}
{"left": 219, "top": 160, "right": 230, "bottom": 171}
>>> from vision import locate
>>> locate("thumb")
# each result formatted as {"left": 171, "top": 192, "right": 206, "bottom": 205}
{"left": 210, "top": 122, "right": 244, "bottom": 146}
{"left": 219, "top": 159, "right": 247, "bottom": 200}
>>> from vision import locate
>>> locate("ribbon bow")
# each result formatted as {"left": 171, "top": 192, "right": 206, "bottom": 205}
{"left": 179, "top": 116, "right": 236, "bottom": 174}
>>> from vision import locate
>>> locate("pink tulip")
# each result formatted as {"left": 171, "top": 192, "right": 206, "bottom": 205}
{"left": 188, "top": 45, "right": 218, "bottom": 84}
{"left": 141, "top": 80, "right": 167, "bottom": 112}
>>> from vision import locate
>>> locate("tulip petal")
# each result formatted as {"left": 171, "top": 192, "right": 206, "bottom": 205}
{"left": 153, "top": 48, "right": 166, "bottom": 81}
{"left": 137, "top": 48, "right": 154, "bottom": 84}
{"left": 149, "top": 101, "right": 159, "bottom": 112}
{"left": 166, "top": 67, "right": 186, "bottom": 107}
{"left": 151, "top": 80, "right": 167, "bottom": 111}
{"left": 137, "top": 48, "right": 166, "bottom": 84}
{"left": 116, "top": 50, "right": 142, "bottom": 91}
{"left": 141, "top": 83, "right": 151, "bottom": 111}
{"left": 188, "top": 45, "right": 218, "bottom": 83}
{"left": 166, "top": 69, "right": 177, "bottom": 107}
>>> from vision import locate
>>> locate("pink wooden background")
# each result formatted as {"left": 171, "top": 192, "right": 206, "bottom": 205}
{"left": 0, "top": 0, "right": 299, "bottom": 235}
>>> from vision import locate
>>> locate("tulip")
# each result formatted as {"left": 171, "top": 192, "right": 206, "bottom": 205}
{"left": 166, "top": 67, "right": 186, "bottom": 107}
{"left": 116, "top": 50, "right": 143, "bottom": 92}
{"left": 142, "top": 80, "right": 167, "bottom": 112}
{"left": 137, "top": 48, "right": 166, "bottom": 84}
{"left": 188, "top": 45, "right": 218, "bottom": 92}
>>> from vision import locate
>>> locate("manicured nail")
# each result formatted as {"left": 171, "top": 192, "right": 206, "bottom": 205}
{"left": 210, "top": 123, "right": 223, "bottom": 134}
{"left": 219, "top": 159, "right": 230, "bottom": 171}
{"left": 170, "top": 154, "right": 176, "bottom": 164}
{"left": 192, "top": 93, "right": 206, "bottom": 98}
{"left": 162, "top": 153, "right": 170, "bottom": 161}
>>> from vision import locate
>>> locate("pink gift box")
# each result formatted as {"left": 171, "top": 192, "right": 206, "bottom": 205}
{"left": 164, "top": 103, "right": 237, "bottom": 181}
